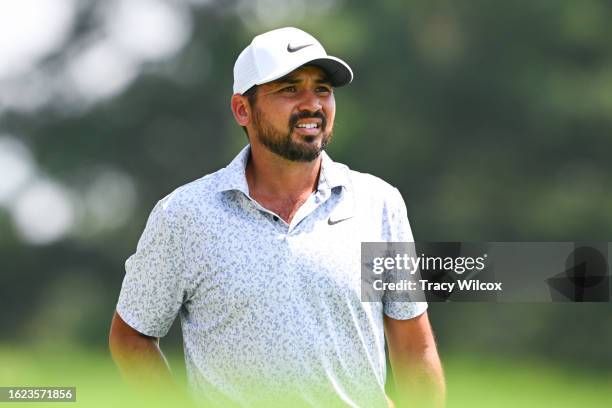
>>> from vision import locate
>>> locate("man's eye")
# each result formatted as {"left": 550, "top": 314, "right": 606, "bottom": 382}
{"left": 317, "top": 87, "right": 331, "bottom": 93}
{"left": 282, "top": 86, "right": 297, "bottom": 93}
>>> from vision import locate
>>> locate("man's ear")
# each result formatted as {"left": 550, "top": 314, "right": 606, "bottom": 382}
{"left": 231, "top": 94, "right": 251, "bottom": 127}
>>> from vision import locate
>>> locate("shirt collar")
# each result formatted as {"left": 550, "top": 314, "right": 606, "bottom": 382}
{"left": 319, "top": 149, "right": 351, "bottom": 191}
{"left": 215, "top": 145, "right": 251, "bottom": 194}
{"left": 216, "top": 144, "right": 351, "bottom": 194}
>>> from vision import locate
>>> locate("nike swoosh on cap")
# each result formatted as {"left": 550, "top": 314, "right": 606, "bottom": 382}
{"left": 287, "top": 43, "right": 313, "bottom": 53}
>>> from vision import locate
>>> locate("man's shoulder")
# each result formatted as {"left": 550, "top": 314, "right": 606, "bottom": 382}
{"left": 348, "top": 168, "right": 397, "bottom": 192}
{"left": 337, "top": 162, "right": 402, "bottom": 200}
{"left": 154, "top": 167, "right": 228, "bottom": 216}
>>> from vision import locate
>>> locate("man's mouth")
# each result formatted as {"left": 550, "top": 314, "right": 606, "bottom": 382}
{"left": 289, "top": 112, "right": 326, "bottom": 134}
{"left": 295, "top": 122, "right": 321, "bottom": 129}
{"left": 293, "top": 120, "right": 322, "bottom": 137}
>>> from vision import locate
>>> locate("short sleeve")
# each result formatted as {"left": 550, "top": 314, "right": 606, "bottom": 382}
{"left": 388, "top": 187, "right": 414, "bottom": 242}
{"left": 382, "top": 187, "right": 428, "bottom": 320}
{"left": 116, "top": 200, "right": 187, "bottom": 337}
{"left": 383, "top": 300, "right": 428, "bottom": 320}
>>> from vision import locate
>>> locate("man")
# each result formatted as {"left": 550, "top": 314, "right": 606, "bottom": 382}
{"left": 109, "top": 27, "right": 445, "bottom": 407}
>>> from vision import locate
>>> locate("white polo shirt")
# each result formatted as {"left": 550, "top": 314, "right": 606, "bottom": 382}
{"left": 117, "top": 145, "right": 427, "bottom": 408}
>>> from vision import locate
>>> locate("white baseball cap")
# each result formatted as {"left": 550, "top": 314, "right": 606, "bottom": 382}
{"left": 233, "top": 27, "right": 353, "bottom": 95}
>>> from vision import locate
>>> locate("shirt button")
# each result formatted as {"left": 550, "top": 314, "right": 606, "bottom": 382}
{"left": 273, "top": 215, "right": 279, "bottom": 222}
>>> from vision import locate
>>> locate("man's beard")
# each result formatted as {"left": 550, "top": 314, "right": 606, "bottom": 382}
{"left": 251, "top": 108, "right": 332, "bottom": 162}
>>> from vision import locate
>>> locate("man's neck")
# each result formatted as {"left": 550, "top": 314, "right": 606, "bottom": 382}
{"left": 245, "top": 142, "right": 321, "bottom": 201}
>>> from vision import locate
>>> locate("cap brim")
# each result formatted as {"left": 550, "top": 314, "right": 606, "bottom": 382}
{"left": 253, "top": 55, "right": 353, "bottom": 91}
{"left": 306, "top": 56, "right": 353, "bottom": 87}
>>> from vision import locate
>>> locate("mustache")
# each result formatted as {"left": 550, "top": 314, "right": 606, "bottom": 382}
{"left": 289, "top": 111, "right": 327, "bottom": 130}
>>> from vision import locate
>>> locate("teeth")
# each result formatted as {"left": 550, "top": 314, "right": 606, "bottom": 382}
{"left": 296, "top": 123, "right": 318, "bottom": 129}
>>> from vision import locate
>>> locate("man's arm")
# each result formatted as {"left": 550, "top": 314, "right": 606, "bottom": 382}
{"left": 384, "top": 311, "right": 446, "bottom": 408}
{"left": 108, "top": 311, "right": 174, "bottom": 390}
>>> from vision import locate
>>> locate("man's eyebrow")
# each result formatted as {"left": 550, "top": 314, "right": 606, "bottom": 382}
{"left": 274, "top": 76, "right": 301, "bottom": 85}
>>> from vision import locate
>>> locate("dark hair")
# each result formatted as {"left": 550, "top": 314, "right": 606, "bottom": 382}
{"left": 241, "top": 86, "right": 258, "bottom": 138}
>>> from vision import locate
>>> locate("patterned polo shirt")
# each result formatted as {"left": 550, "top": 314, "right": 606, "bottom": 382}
{"left": 116, "top": 145, "right": 427, "bottom": 408}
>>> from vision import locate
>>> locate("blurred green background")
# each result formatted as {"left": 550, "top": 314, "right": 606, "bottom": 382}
{"left": 1, "top": 0, "right": 611, "bottom": 406}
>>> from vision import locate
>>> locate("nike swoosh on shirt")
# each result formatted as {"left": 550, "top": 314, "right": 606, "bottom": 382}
{"left": 287, "top": 43, "right": 313, "bottom": 53}
{"left": 328, "top": 217, "right": 351, "bottom": 225}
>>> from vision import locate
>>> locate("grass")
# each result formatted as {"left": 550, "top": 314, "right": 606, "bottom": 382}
{"left": 445, "top": 355, "right": 612, "bottom": 408}
{"left": 0, "top": 345, "right": 610, "bottom": 407}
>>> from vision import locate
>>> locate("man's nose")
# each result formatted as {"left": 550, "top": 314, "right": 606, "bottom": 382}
{"left": 296, "top": 90, "right": 323, "bottom": 113}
